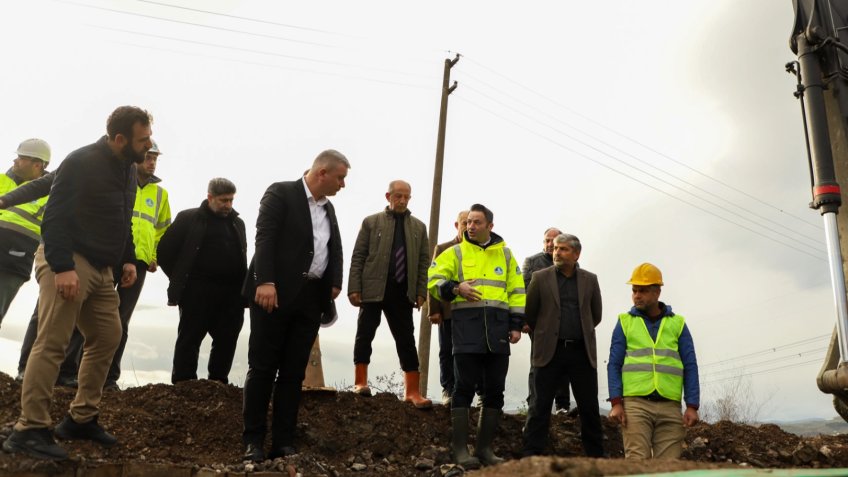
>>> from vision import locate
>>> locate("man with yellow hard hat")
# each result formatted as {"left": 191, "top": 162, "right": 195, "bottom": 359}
{"left": 607, "top": 263, "right": 700, "bottom": 459}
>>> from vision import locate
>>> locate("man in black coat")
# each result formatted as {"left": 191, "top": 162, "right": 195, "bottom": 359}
{"left": 157, "top": 177, "right": 247, "bottom": 384}
{"left": 242, "top": 150, "right": 348, "bottom": 462}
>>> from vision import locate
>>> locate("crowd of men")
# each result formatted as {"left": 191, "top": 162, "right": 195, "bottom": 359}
{"left": 0, "top": 105, "right": 701, "bottom": 467}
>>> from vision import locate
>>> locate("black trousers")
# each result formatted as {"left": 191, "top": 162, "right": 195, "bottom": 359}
{"left": 523, "top": 340, "right": 604, "bottom": 457}
{"left": 452, "top": 352, "right": 508, "bottom": 409}
{"left": 171, "top": 279, "right": 244, "bottom": 383}
{"left": 242, "top": 280, "right": 322, "bottom": 448}
{"left": 352, "top": 281, "right": 419, "bottom": 371}
{"left": 527, "top": 331, "right": 571, "bottom": 412}
{"left": 437, "top": 319, "right": 454, "bottom": 393}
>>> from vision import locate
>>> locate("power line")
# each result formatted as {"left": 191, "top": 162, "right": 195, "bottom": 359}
{"left": 460, "top": 82, "right": 826, "bottom": 252}
{"left": 700, "top": 347, "right": 826, "bottom": 379}
{"left": 460, "top": 55, "right": 823, "bottom": 232}
{"left": 101, "top": 37, "right": 434, "bottom": 91}
{"left": 699, "top": 333, "right": 830, "bottom": 368}
{"left": 701, "top": 357, "right": 823, "bottom": 386}
{"left": 136, "top": 0, "right": 363, "bottom": 38}
{"left": 87, "top": 24, "right": 432, "bottom": 81}
{"left": 458, "top": 71, "right": 825, "bottom": 247}
{"left": 57, "top": 0, "right": 339, "bottom": 48}
{"left": 454, "top": 95, "right": 827, "bottom": 261}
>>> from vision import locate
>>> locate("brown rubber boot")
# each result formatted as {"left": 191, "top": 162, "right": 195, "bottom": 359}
{"left": 403, "top": 371, "right": 433, "bottom": 409}
{"left": 353, "top": 363, "right": 371, "bottom": 396}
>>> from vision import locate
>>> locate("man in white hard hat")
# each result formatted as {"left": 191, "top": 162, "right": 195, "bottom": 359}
{"left": 0, "top": 139, "right": 51, "bottom": 327}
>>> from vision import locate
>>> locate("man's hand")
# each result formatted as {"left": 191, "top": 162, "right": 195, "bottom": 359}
{"left": 609, "top": 403, "right": 627, "bottom": 427}
{"left": 429, "top": 313, "right": 442, "bottom": 325}
{"left": 348, "top": 292, "right": 362, "bottom": 307}
{"left": 415, "top": 295, "right": 425, "bottom": 310}
{"left": 120, "top": 263, "right": 137, "bottom": 288}
{"left": 521, "top": 323, "right": 531, "bottom": 334}
{"left": 148, "top": 260, "right": 158, "bottom": 273}
{"left": 508, "top": 330, "right": 521, "bottom": 343}
{"left": 55, "top": 270, "right": 80, "bottom": 301}
{"left": 457, "top": 280, "right": 482, "bottom": 301}
{"left": 683, "top": 407, "right": 699, "bottom": 427}
{"left": 332, "top": 287, "right": 341, "bottom": 300}
{"left": 255, "top": 283, "right": 278, "bottom": 313}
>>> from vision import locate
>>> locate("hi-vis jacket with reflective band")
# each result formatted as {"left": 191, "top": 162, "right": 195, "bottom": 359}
{"left": 428, "top": 231, "right": 525, "bottom": 354}
{"left": 0, "top": 170, "right": 48, "bottom": 243}
{"left": 620, "top": 312, "right": 685, "bottom": 401}
{"left": 133, "top": 176, "right": 171, "bottom": 265}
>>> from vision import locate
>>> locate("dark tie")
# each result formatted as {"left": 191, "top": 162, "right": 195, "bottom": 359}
{"left": 394, "top": 244, "right": 406, "bottom": 283}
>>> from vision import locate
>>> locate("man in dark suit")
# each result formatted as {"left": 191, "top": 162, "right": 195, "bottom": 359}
{"left": 522, "top": 233, "right": 604, "bottom": 457}
{"left": 241, "top": 150, "right": 349, "bottom": 462}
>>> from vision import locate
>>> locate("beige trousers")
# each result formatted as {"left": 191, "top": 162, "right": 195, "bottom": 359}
{"left": 621, "top": 397, "right": 686, "bottom": 459}
{"left": 16, "top": 248, "right": 121, "bottom": 430}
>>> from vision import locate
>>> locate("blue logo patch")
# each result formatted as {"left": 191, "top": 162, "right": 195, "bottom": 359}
{"left": 430, "top": 261, "right": 437, "bottom": 268}
{"left": 145, "top": 198, "right": 154, "bottom": 207}
{"left": 516, "top": 266, "right": 521, "bottom": 274}
{"left": 494, "top": 266, "right": 504, "bottom": 275}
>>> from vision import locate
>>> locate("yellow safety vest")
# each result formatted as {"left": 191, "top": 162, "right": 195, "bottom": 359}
{"left": 0, "top": 172, "right": 48, "bottom": 242}
{"left": 428, "top": 237, "right": 525, "bottom": 315}
{"left": 620, "top": 312, "right": 686, "bottom": 401}
{"left": 132, "top": 180, "right": 171, "bottom": 265}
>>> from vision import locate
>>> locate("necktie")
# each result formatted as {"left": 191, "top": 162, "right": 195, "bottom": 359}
{"left": 394, "top": 243, "right": 406, "bottom": 283}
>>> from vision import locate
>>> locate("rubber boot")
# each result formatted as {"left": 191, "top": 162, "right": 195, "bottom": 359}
{"left": 450, "top": 408, "right": 481, "bottom": 469}
{"left": 403, "top": 371, "right": 433, "bottom": 409}
{"left": 474, "top": 407, "right": 504, "bottom": 466}
{"left": 353, "top": 363, "right": 371, "bottom": 396}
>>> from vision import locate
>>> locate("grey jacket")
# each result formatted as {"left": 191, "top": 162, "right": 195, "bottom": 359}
{"left": 348, "top": 207, "right": 429, "bottom": 303}
{"left": 522, "top": 251, "right": 553, "bottom": 289}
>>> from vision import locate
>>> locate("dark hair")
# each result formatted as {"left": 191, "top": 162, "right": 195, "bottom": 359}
{"left": 106, "top": 106, "right": 152, "bottom": 141}
{"left": 469, "top": 203, "right": 493, "bottom": 223}
{"left": 208, "top": 177, "right": 237, "bottom": 196}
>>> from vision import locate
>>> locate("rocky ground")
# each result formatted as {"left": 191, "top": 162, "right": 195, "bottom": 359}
{"left": 0, "top": 372, "right": 846, "bottom": 476}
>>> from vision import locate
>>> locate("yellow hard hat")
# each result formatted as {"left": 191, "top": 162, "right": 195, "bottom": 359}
{"left": 627, "top": 263, "right": 663, "bottom": 286}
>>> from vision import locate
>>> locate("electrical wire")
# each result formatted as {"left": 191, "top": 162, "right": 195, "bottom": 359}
{"left": 454, "top": 95, "right": 827, "bottom": 261}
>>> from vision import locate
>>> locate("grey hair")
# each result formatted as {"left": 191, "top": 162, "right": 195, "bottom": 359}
{"left": 544, "top": 227, "right": 563, "bottom": 236}
{"left": 554, "top": 233, "right": 581, "bottom": 253}
{"left": 208, "top": 177, "right": 236, "bottom": 196}
{"left": 311, "top": 149, "right": 351, "bottom": 173}
{"left": 388, "top": 180, "right": 411, "bottom": 193}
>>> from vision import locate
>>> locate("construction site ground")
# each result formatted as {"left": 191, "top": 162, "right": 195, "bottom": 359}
{"left": 1, "top": 373, "right": 847, "bottom": 476}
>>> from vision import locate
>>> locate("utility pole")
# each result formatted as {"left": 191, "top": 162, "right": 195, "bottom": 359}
{"left": 418, "top": 54, "right": 459, "bottom": 397}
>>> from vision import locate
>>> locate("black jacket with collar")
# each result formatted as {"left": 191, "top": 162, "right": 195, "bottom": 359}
{"left": 243, "top": 178, "right": 343, "bottom": 313}
{"left": 157, "top": 199, "right": 247, "bottom": 306}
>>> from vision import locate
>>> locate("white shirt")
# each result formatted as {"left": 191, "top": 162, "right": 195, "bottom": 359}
{"left": 303, "top": 176, "right": 331, "bottom": 278}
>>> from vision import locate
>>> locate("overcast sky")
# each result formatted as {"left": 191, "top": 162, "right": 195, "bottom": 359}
{"left": 0, "top": 0, "right": 839, "bottom": 422}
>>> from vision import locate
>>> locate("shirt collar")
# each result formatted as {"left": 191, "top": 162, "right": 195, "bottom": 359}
{"left": 303, "top": 176, "right": 328, "bottom": 206}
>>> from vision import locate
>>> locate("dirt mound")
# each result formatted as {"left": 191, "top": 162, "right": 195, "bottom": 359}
{"left": 0, "top": 372, "right": 846, "bottom": 476}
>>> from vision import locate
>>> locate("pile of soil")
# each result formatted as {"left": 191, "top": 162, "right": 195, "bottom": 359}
{"left": 0, "top": 372, "right": 846, "bottom": 476}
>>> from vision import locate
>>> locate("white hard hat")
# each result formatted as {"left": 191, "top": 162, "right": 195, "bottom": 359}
{"left": 148, "top": 140, "right": 162, "bottom": 155}
{"left": 16, "top": 138, "right": 51, "bottom": 163}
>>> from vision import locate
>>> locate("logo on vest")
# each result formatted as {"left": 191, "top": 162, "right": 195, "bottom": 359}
{"left": 494, "top": 266, "right": 504, "bottom": 275}
{"left": 145, "top": 198, "right": 154, "bottom": 207}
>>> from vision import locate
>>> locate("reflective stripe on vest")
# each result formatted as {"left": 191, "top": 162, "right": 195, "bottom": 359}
{"left": 620, "top": 312, "right": 686, "bottom": 401}
{"left": 0, "top": 174, "right": 48, "bottom": 241}
{"left": 437, "top": 241, "right": 525, "bottom": 315}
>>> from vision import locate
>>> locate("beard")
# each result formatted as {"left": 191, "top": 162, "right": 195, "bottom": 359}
{"left": 121, "top": 142, "right": 146, "bottom": 164}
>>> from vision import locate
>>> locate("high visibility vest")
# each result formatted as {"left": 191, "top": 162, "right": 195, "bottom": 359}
{"left": 0, "top": 172, "right": 48, "bottom": 242}
{"left": 132, "top": 180, "right": 171, "bottom": 265}
{"left": 428, "top": 237, "right": 525, "bottom": 316}
{"left": 620, "top": 312, "right": 685, "bottom": 401}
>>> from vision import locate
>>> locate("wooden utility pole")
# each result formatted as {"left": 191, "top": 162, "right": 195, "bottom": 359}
{"left": 418, "top": 54, "right": 459, "bottom": 397}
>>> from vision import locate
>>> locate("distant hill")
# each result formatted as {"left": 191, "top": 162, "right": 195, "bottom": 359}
{"left": 767, "top": 417, "right": 848, "bottom": 436}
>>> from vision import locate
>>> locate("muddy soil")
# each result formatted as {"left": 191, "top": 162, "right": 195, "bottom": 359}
{"left": 0, "top": 373, "right": 846, "bottom": 476}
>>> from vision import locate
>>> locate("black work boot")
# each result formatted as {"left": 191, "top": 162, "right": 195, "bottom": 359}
{"left": 54, "top": 414, "right": 117, "bottom": 447}
{"left": 450, "top": 408, "right": 481, "bottom": 469}
{"left": 2, "top": 427, "right": 68, "bottom": 460}
{"left": 474, "top": 407, "right": 504, "bottom": 466}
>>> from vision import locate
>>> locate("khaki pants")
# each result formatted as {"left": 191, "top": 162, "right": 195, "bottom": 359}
{"left": 16, "top": 248, "right": 121, "bottom": 430}
{"left": 621, "top": 397, "right": 686, "bottom": 459}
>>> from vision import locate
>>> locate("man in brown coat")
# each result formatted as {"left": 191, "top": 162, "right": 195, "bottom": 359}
{"left": 522, "top": 233, "right": 605, "bottom": 457}
{"left": 348, "top": 180, "right": 431, "bottom": 408}
{"left": 427, "top": 210, "right": 468, "bottom": 404}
